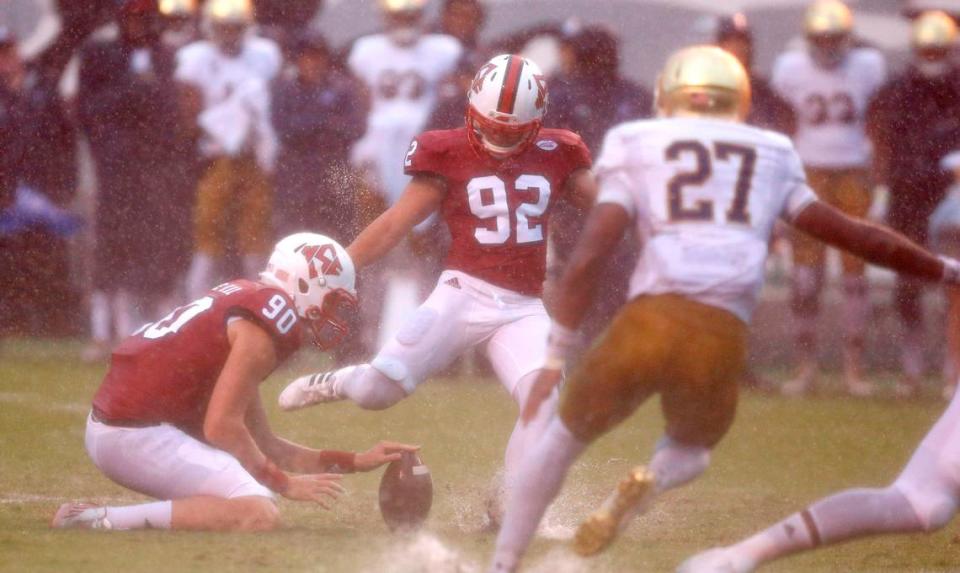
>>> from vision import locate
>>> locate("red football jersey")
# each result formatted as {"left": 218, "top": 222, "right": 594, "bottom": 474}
{"left": 404, "top": 127, "right": 591, "bottom": 295}
{"left": 93, "top": 280, "right": 302, "bottom": 439}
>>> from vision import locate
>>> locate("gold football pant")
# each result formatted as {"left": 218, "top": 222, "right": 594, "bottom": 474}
{"left": 559, "top": 294, "right": 747, "bottom": 448}
{"left": 193, "top": 157, "right": 272, "bottom": 257}
{"left": 791, "top": 168, "right": 871, "bottom": 275}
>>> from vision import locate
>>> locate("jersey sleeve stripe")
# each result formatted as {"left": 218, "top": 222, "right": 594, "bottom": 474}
{"left": 496, "top": 55, "right": 525, "bottom": 115}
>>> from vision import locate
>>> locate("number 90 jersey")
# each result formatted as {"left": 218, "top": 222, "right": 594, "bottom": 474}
{"left": 772, "top": 47, "right": 886, "bottom": 169}
{"left": 92, "top": 280, "right": 302, "bottom": 439}
{"left": 596, "top": 117, "right": 817, "bottom": 323}
{"left": 405, "top": 127, "right": 592, "bottom": 295}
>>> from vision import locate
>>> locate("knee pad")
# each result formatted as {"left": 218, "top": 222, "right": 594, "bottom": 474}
{"left": 371, "top": 355, "right": 417, "bottom": 396}
{"left": 894, "top": 481, "right": 957, "bottom": 532}
{"left": 791, "top": 266, "right": 822, "bottom": 317}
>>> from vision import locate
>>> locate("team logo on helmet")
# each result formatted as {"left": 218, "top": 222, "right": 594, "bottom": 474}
{"left": 296, "top": 243, "right": 343, "bottom": 279}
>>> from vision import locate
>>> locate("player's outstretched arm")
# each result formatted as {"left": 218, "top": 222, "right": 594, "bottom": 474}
{"left": 204, "top": 319, "right": 342, "bottom": 504}
{"left": 792, "top": 200, "right": 958, "bottom": 282}
{"left": 347, "top": 175, "right": 446, "bottom": 270}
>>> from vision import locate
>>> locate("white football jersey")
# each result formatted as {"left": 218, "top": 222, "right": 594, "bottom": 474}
{"left": 175, "top": 36, "right": 281, "bottom": 109}
{"left": 772, "top": 47, "right": 886, "bottom": 169}
{"left": 348, "top": 34, "right": 461, "bottom": 204}
{"left": 595, "top": 117, "right": 817, "bottom": 322}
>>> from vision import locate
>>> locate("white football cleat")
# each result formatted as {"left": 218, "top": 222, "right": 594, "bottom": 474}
{"left": 677, "top": 548, "right": 748, "bottom": 573}
{"left": 278, "top": 369, "right": 348, "bottom": 411}
{"left": 52, "top": 503, "right": 112, "bottom": 530}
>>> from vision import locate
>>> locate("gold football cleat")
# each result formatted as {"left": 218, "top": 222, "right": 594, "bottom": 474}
{"left": 572, "top": 466, "right": 656, "bottom": 557}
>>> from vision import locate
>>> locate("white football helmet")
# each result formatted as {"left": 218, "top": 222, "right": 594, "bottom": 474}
{"left": 466, "top": 54, "right": 548, "bottom": 159}
{"left": 260, "top": 233, "right": 357, "bottom": 350}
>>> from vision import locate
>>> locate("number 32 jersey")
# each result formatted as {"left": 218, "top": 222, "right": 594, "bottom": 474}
{"left": 596, "top": 117, "right": 817, "bottom": 322}
{"left": 405, "top": 127, "right": 592, "bottom": 295}
{"left": 93, "top": 280, "right": 301, "bottom": 439}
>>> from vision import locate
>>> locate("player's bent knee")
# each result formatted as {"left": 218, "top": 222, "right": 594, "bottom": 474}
{"left": 229, "top": 497, "right": 281, "bottom": 532}
{"left": 351, "top": 369, "right": 406, "bottom": 410}
{"left": 893, "top": 482, "right": 957, "bottom": 532}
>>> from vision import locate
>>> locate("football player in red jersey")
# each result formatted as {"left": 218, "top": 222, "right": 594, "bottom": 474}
{"left": 279, "top": 54, "right": 596, "bottom": 521}
{"left": 52, "top": 233, "right": 418, "bottom": 531}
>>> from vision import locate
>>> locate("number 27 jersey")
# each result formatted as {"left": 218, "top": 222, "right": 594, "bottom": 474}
{"left": 405, "top": 127, "right": 592, "bottom": 295}
{"left": 92, "top": 280, "right": 302, "bottom": 439}
{"left": 596, "top": 117, "right": 817, "bottom": 322}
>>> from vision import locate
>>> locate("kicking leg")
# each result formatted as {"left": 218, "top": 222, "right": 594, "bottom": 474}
{"left": 280, "top": 276, "right": 477, "bottom": 412}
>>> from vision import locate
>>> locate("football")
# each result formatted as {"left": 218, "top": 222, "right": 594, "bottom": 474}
{"left": 378, "top": 451, "right": 433, "bottom": 532}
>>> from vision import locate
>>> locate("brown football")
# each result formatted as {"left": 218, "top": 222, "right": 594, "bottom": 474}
{"left": 378, "top": 451, "right": 433, "bottom": 532}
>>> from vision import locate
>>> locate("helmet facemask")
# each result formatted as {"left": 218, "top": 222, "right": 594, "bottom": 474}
{"left": 466, "top": 106, "right": 541, "bottom": 159}
{"left": 303, "top": 288, "right": 357, "bottom": 351}
{"left": 807, "top": 32, "right": 850, "bottom": 69}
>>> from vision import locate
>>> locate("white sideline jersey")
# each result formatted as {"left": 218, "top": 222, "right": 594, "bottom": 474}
{"left": 175, "top": 37, "right": 281, "bottom": 108}
{"left": 772, "top": 48, "right": 885, "bottom": 169}
{"left": 348, "top": 34, "right": 461, "bottom": 203}
{"left": 595, "top": 117, "right": 817, "bottom": 322}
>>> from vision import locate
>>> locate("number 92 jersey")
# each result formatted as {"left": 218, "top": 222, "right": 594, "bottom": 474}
{"left": 404, "top": 127, "right": 592, "bottom": 296}
{"left": 92, "top": 280, "right": 302, "bottom": 439}
{"left": 596, "top": 117, "right": 817, "bottom": 323}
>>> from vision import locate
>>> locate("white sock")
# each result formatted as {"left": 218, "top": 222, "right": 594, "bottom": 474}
{"left": 648, "top": 436, "right": 710, "bottom": 493}
{"left": 491, "top": 418, "right": 586, "bottom": 572}
{"left": 103, "top": 501, "right": 173, "bottom": 530}
{"left": 89, "top": 290, "right": 111, "bottom": 342}
{"left": 186, "top": 253, "right": 216, "bottom": 301}
{"left": 504, "top": 371, "right": 558, "bottom": 497}
{"left": 727, "top": 486, "right": 924, "bottom": 570}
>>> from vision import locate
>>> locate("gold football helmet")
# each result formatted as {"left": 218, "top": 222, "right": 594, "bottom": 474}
{"left": 159, "top": 0, "right": 197, "bottom": 17}
{"left": 804, "top": 0, "right": 853, "bottom": 36}
{"left": 379, "top": 0, "right": 428, "bottom": 13}
{"left": 204, "top": 0, "right": 253, "bottom": 24}
{"left": 655, "top": 45, "right": 751, "bottom": 121}
{"left": 912, "top": 10, "right": 957, "bottom": 51}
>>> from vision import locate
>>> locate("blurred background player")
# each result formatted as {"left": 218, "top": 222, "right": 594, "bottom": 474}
{"left": 78, "top": 0, "right": 194, "bottom": 361}
{"left": 278, "top": 55, "right": 595, "bottom": 527}
{"left": 346, "top": 0, "right": 462, "bottom": 352}
{"left": 158, "top": 0, "right": 200, "bottom": 51}
{"left": 433, "top": 0, "right": 486, "bottom": 60}
{"left": 714, "top": 12, "right": 794, "bottom": 135}
{"left": 53, "top": 233, "right": 418, "bottom": 532}
{"left": 868, "top": 10, "right": 960, "bottom": 398}
{"left": 547, "top": 24, "right": 652, "bottom": 363}
{"left": 489, "top": 45, "right": 960, "bottom": 573}
{"left": 271, "top": 31, "right": 366, "bottom": 240}
{"left": 930, "top": 151, "right": 960, "bottom": 400}
{"left": 178, "top": 0, "right": 282, "bottom": 301}
{"left": 774, "top": 0, "right": 886, "bottom": 397}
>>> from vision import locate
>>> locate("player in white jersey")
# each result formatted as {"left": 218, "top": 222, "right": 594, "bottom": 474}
{"left": 772, "top": 0, "right": 887, "bottom": 397}
{"left": 348, "top": 0, "right": 462, "bottom": 206}
{"left": 347, "top": 0, "right": 462, "bottom": 352}
{"left": 487, "top": 45, "right": 960, "bottom": 573}
{"left": 175, "top": 0, "right": 282, "bottom": 300}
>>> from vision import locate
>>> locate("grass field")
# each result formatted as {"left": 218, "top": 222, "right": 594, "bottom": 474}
{"left": 2, "top": 339, "right": 959, "bottom": 573}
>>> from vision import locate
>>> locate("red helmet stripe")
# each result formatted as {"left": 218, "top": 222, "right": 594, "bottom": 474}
{"left": 496, "top": 55, "right": 525, "bottom": 115}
